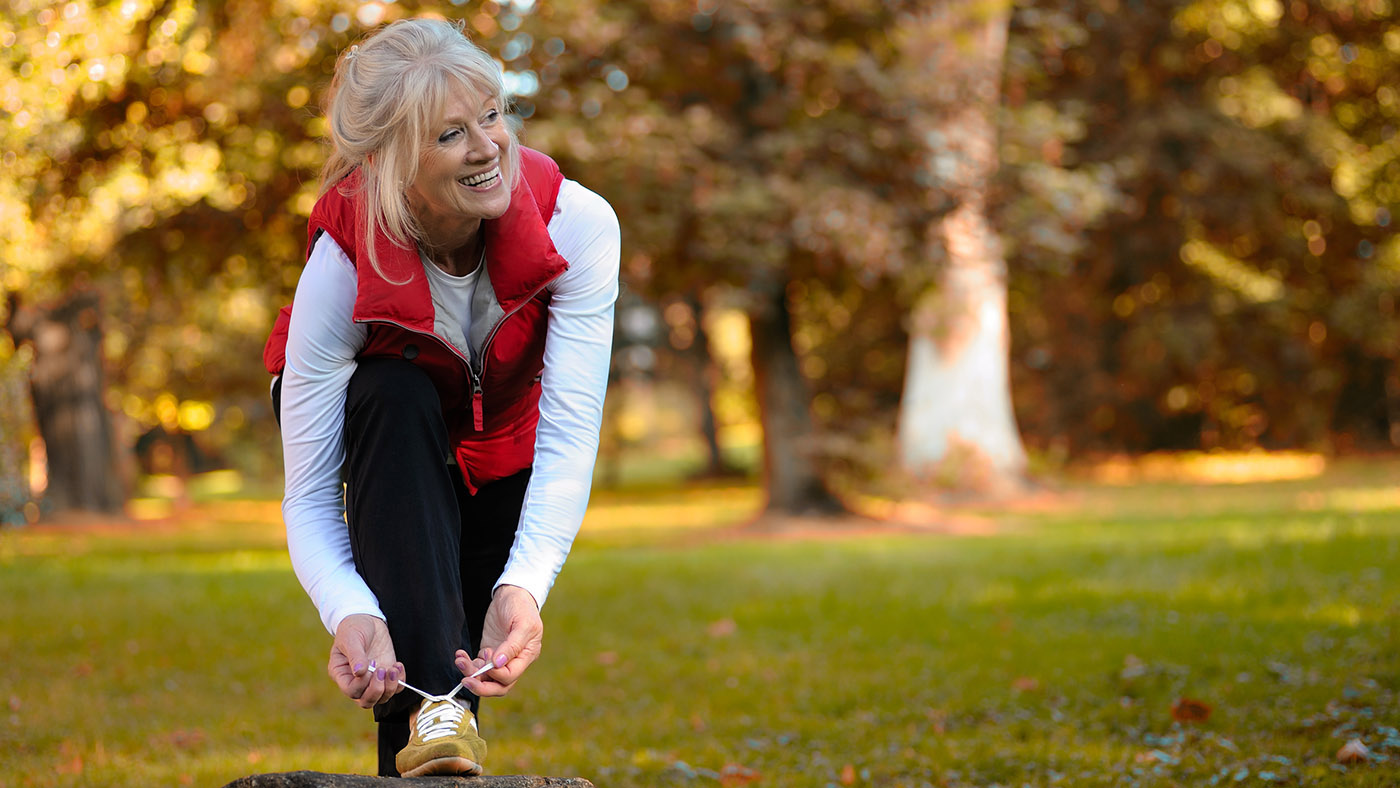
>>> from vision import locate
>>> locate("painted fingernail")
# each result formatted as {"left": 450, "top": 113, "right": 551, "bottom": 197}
{"left": 376, "top": 669, "right": 386, "bottom": 681}
{"left": 494, "top": 653, "right": 508, "bottom": 667}
{"left": 353, "top": 663, "right": 365, "bottom": 674}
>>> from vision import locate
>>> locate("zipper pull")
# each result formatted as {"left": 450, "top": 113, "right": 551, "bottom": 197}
{"left": 471, "top": 381, "right": 484, "bottom": 431}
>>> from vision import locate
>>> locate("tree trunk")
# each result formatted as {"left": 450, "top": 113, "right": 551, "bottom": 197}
{"left": 896, "top": 1, "right": 1028, "bottom": 491}
{"left": 0, "top": 341, "right": 35, "bottom": 525}
{"left": 5, "top": 291, "right": 126, "bottom": 515}
{"left": 748, "top": 282, "right": 844, "bottom": 515}
{"left": 684, "top": 294, "right": 736, "bottom": 478}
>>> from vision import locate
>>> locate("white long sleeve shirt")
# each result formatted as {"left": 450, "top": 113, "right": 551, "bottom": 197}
{"left": 279, "top": 179, "right": 620, "bottom": 635}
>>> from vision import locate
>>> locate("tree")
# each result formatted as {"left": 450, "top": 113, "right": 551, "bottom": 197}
{"left": 516, "top": 0, "right": 931, "bottom": 513}
{"left": 0, "top": 0, "right": 371, "bottom": 513}
{"left": 998, "top": 0, "right": 1400, "bottom": 453}
{"left": 894, "top": 0, "right": 1029, "bottom": 490}
{"left": 4, "top": 292, "right": 125, "bottom": 514}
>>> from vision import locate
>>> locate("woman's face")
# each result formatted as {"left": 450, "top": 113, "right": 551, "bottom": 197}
{"left": 407, "top": 85, "right": 512, "bottom": 228}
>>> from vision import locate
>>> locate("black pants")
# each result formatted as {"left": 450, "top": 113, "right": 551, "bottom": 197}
{"left": 277, "top": 358, "right": 529, "bottom": 776}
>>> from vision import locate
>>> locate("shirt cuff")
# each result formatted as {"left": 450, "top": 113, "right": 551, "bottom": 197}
{"left": 491, "top": 570, "right": 551, "bottom": 611}
{"left": 322, "top": 599, "right": 386, "bottom": 636}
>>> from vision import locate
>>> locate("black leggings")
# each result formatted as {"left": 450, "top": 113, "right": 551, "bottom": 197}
{"left": 277, "top": 357, "right": 529, "bottom": 776}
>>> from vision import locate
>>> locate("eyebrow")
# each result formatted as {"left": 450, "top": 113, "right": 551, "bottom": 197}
{"left": 439, "top": 98, "right": 499, "bottom": 125}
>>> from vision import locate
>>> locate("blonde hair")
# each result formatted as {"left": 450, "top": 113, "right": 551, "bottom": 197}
{"left": 319, "top": 18, "right": 521, "bottom": 279}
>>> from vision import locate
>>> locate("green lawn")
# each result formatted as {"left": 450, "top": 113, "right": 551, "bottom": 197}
{"left": 2, "top": 463, "right": 1398, "bottom": 787}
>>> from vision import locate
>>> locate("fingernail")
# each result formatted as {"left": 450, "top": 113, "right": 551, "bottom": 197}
{"left": 353, "top": 663, "right": 365, "bottom": 674}
{"left": 376, "top": 669, "right": 386, "bottom": 680}
{"left": 494, "top": 653, "right": 508, "bottom": 667}
{"left": 388, "top": 669, "right": 398, "bottom": 682}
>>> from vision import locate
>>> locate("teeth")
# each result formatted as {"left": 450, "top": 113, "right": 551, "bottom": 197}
{"left": 460, "top": 166, "right": 500, "bottom": 187}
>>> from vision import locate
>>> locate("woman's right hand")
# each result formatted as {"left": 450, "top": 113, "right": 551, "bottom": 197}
{"left": 328, "top": 613, "right": 404, "bottom": 709}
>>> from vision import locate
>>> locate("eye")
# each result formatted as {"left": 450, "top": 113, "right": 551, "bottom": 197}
{"left": 438, "top": 127, "right": 462, "bottom": 144}
{"left": 482, "top": 109, "right": 500, "bottom": 124}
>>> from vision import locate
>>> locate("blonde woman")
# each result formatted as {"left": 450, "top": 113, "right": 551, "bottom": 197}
{"left": 264, "top": 18, "right": 619, "bottom": 777}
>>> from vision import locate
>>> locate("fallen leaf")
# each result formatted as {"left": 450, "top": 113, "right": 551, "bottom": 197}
{"left": 839, "top": 763, "right": 857, "bottom": 785}
{"left": 150, "top": 728, "right": 207, "bottom": 752}
{"left": 719, "top": 762, "right": 761, "bottom": 787}
{"left": 1336, "top": 738, "right": 1371, "bottom": 764}
{"left": 1170, "top": 697, "right": 1212, "bottom": 723}
{"left": 1011, "top": 676, "right": 1040, "bottom": 693}
{"left": 708, "top": 618, "right": 738, "bottom": 638}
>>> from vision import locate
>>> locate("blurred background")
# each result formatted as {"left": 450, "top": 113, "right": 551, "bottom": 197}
{"left": 1, "top": 0, "right": 1397, "bottom": 519}
{"left": 5, "top": 3, "right": 1400, "bottom": 786}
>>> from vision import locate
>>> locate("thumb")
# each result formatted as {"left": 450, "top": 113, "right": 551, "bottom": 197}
{"left": 338, "top": 623, "right": 375, "bottom": 673}
{"left": 486, "top": 623, "right": 529, "bottom": 668}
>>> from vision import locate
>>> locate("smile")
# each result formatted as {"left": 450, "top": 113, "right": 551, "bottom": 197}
{"left": 459, "top": 166, "right": 501, "bottom": 189}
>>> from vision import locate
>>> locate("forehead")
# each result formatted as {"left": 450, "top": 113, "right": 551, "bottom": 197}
{"left": 434, "top": 81, "right": 498, "bottom": 122}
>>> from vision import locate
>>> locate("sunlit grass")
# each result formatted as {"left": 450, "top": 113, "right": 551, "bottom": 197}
{"left": 2, "top": 458, "right": 1399, "bottom": 786}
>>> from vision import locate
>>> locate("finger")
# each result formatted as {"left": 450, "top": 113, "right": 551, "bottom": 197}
{"left": 470, "top": 653, "right": 525, "bottom": 692}
{"left": 463, "top": 673, "right": 513, "bottom": 698}
{"left": 357, "top": 665, "right": 391, "bottom": 708}
{"left": 455, "top": 653, "right": 488, "bottom": 678}
{"left": 377, "top": 665, "right": 404, "bottom": 703}
{"left": 491, "top": 629, "right": 536, "bottom": 677}
{"left": 330, "top": 651, "right": 372, "bottom": 699}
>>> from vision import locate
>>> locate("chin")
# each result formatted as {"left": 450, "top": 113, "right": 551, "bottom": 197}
{"left": 484, "top": 196, "right": 512, "bottom": 219}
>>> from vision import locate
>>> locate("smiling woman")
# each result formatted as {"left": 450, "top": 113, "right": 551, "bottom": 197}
{"left": 260, "top": 17, "right": 620, "bottom": 779}
{"left": 408, "top": 90, "right": 513, "bottom": 276}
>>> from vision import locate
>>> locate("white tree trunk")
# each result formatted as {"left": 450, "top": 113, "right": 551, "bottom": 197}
{"left": 895, "top": 1, "right": 1027, "bottom": 488}
{"left": 899, "top": 202, "right": 1026, "bottom": 483}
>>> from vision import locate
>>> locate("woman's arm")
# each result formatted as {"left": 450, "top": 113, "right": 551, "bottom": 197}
{"left": 493, "top": 178, "right": 621, "bottom": 606}
{"left": 279, "top": 232, "right": 381, "bottom": 634}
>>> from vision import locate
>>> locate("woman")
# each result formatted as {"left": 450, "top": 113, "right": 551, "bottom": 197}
{"left": 264, "top": 18, "right": 619, "bottom": 778}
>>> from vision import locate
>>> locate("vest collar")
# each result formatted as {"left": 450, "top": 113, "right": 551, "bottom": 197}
{"left": 309, "top": 167, "right": 569, "bottom": 332}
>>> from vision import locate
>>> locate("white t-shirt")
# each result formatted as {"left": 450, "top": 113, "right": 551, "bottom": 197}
{"left": 278, "top": 179, "right": 620, "bottom": 635}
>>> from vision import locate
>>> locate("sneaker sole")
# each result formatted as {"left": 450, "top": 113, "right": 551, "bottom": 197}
{"left": 400, "top": 756, "right": 484, "bottom": 778}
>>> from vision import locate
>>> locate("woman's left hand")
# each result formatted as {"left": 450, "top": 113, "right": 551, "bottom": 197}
{"left": 455, "top": 584, "right": 542, "bottom": 697}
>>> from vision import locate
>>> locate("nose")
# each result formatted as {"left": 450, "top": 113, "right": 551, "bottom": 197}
{"left": 464, "top": 124, "right": 498, "bottom": 162}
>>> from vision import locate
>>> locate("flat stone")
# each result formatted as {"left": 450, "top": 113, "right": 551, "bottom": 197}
{"left": 222, "top": 773, "right": 594, "bottom": 788}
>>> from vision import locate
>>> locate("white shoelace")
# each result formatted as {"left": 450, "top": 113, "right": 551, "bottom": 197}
{"left": 415, "top": 698, "right": 475, "bottom": 743}
{"left": 366, "top": 660, "right": 470, "bottom": 706}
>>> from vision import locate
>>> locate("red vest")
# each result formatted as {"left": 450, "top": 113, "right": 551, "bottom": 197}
{"left": 264, "top": 147, "right": 569, "bottom": 492}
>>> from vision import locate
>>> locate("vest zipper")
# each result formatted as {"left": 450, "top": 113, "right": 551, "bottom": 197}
{"left": 467, "top": 270, "right": 566, "bottom": 431}
{"left": 355, "top": 270, "right": 566, "bottom": 433}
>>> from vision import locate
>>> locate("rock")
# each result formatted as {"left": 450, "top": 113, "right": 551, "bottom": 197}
{"left": 222, "top": 773, "right": 594, "bottom": 788}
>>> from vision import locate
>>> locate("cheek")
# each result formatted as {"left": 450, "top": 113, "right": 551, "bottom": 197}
{"left": 491, "top": 130, "right": 512, "bottom": 156}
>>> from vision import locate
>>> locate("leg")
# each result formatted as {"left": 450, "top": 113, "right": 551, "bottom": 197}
{"left": 340, "top": 359, "right": 465, "bottom": 774}
{"left": 459, "top": 468, "right": 533, "bottom": 666}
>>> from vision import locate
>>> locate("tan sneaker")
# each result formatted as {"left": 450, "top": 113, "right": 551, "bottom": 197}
{"left": 395, "top": 697, "right": 487, "bottom": 777}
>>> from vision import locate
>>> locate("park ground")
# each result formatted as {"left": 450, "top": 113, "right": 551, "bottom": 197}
{"left": 2, "top": 456, "right": 1398, "bottom": 787}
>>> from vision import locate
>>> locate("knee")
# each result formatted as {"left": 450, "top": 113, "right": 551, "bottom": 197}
{"left": 346, "top": 358, "right": 441, "bottom": 428}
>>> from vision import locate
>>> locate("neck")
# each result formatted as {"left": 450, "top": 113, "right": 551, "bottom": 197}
{"left": 418, "top": 214, "right": 484, "bottom": 277}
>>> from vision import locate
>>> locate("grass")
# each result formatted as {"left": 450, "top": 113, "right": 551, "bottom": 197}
{"left": 2, "top": 460, "right": 1398, "bottom": 787}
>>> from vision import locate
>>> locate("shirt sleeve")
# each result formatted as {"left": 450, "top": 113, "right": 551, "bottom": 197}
{"left": 279, "top": 232, "right": 381, "bottom": 635}
{"left": 494, "top": 178, "right": 621, "bottom": 606}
